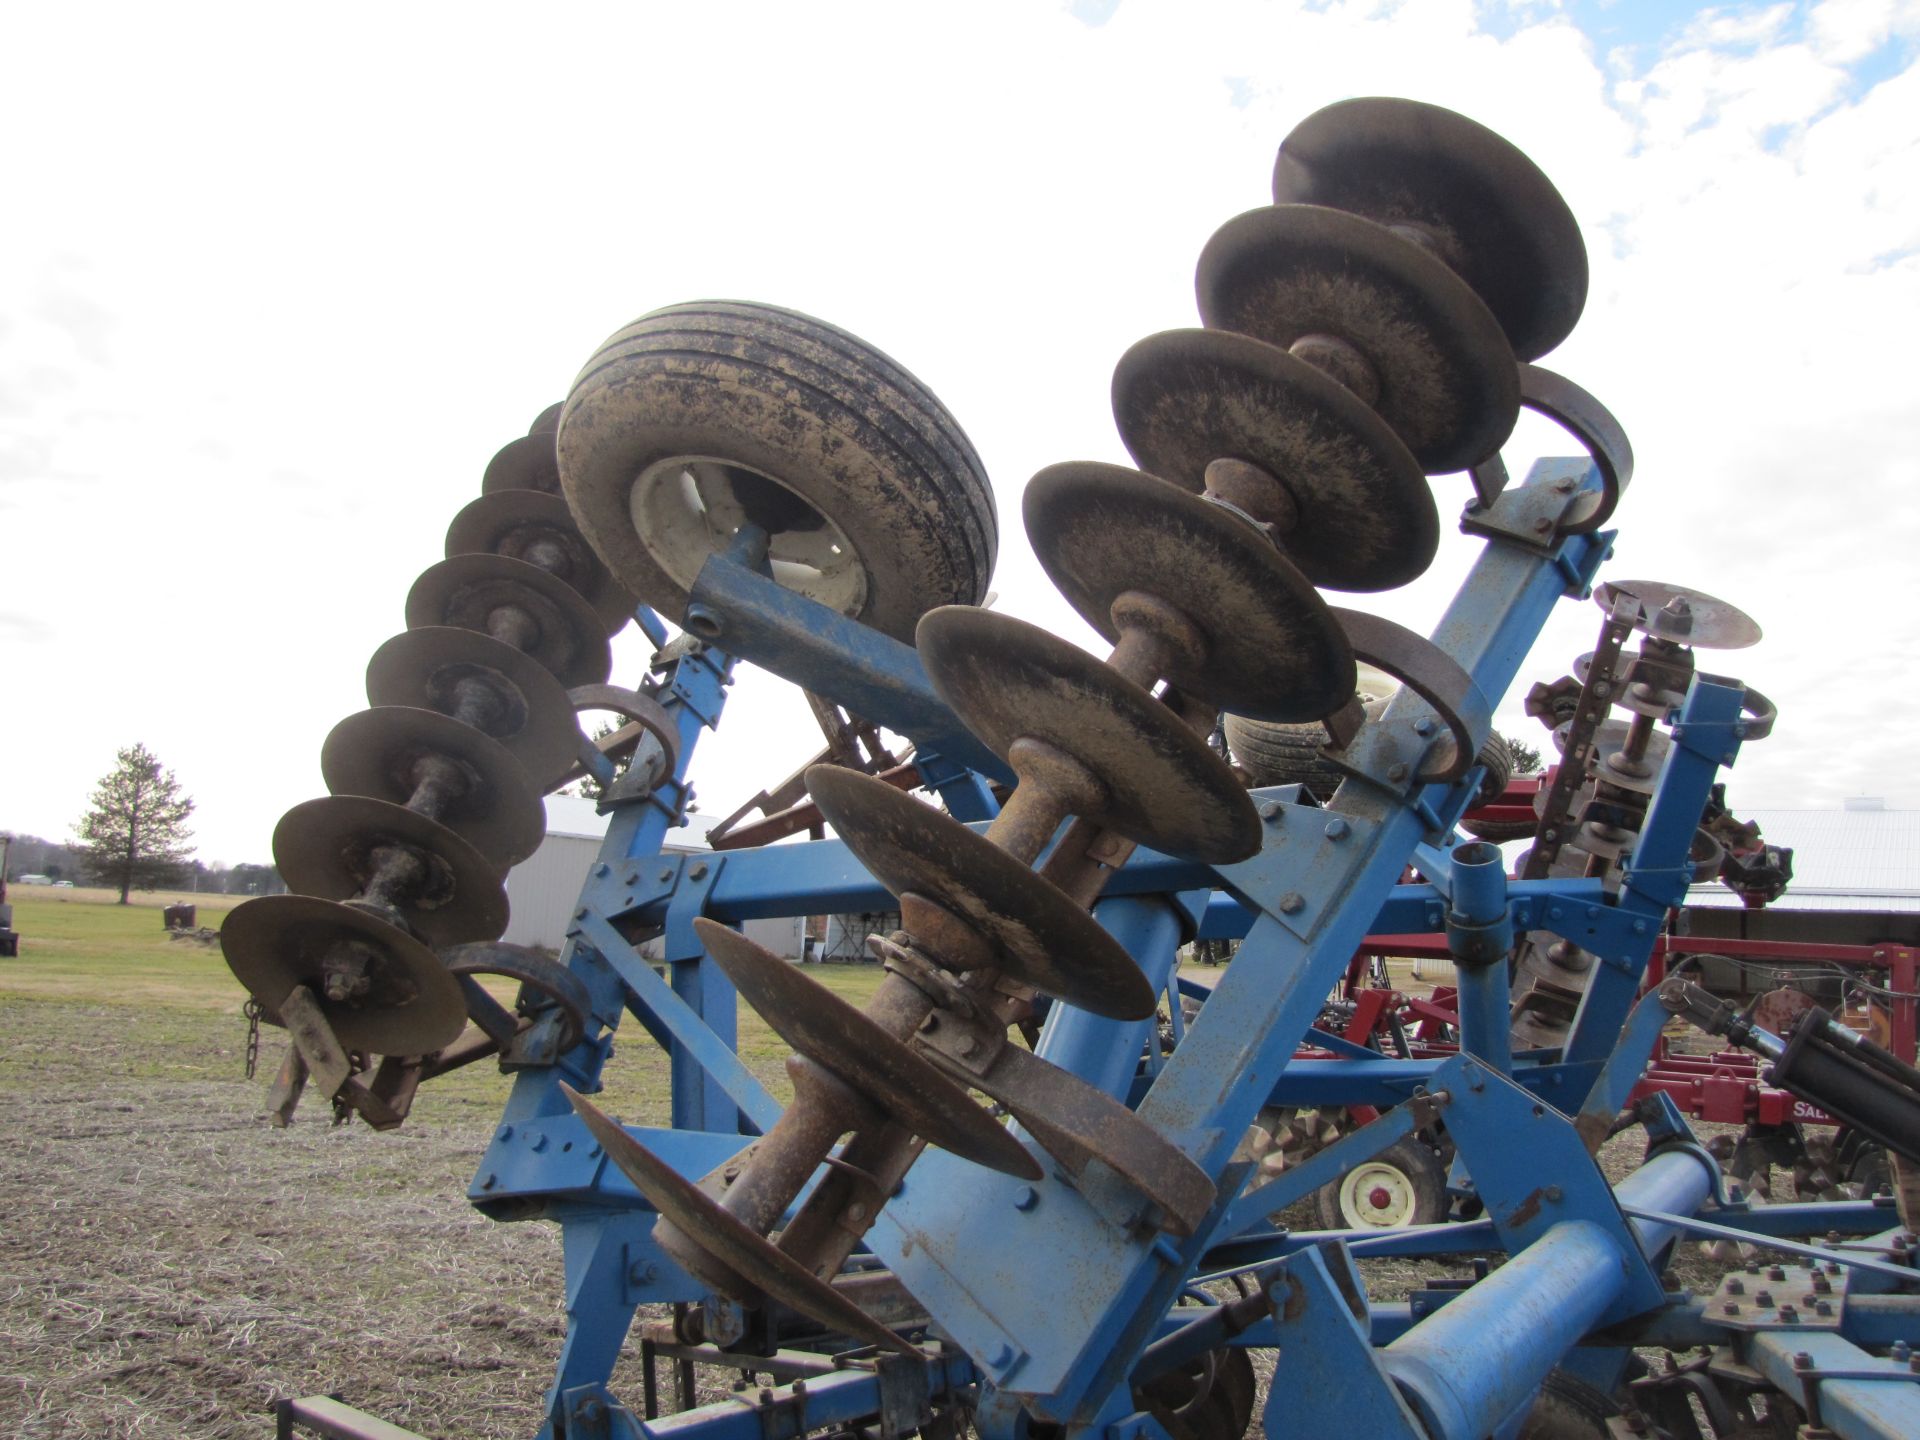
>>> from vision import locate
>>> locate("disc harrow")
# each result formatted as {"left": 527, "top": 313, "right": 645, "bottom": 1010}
{"left": 250, "top": 95, "right": 1920, "bottom": 1440}
{"left": 223, "top": 404, "right": 638, "bottom": 1127}
{"left": 1507, "top": 579, "right": 1774, "bottom": 1052}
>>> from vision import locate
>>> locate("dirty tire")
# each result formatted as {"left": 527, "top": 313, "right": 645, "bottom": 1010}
{"left": 1314, "top": 1137, "right": 1447, "bottom": 1229}
{"left": 1516, "top": 1369, "right": 1621, "bottom": 1438}
{"left": 1222, "top": 713, "right": 1345, "bottom": 798}
{"left": 557, "top": 301, "right": 996, "bottom": 644}
{"left": 1473, "top": 731, "right": 1515, "bottom": 805}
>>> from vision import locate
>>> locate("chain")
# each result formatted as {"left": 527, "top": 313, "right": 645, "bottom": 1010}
{"left": 243, "top": 999, "right": 263, "bottom": 1080}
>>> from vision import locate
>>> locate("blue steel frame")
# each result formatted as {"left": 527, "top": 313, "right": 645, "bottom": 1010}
{"left": 471, "top": 464, "right": 1920, "bottom": 1440}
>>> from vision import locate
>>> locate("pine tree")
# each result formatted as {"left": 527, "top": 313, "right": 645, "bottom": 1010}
{"left": 73, "top": 744, "right": 196, "bottom": 903}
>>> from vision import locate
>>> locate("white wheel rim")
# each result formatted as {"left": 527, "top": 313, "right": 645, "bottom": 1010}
{"left": 631, "top": 456, "right": 868, "bottom": 615}
{"left": 1337, "top": 1159, "right": 1420, "bottom": 1227}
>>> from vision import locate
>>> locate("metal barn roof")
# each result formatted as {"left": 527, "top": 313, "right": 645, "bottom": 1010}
{"left": 1688, "top": 799, "right": 1920, "bottom": 913}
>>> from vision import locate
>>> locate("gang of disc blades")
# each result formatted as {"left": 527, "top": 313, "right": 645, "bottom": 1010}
{"left": 1195, "top": 205, "right": 1519, "bottom": 473}
{"left": 320, "top": 705, "right": 545, "bottom": 869}
{"left": 806, "top": 766, "right": 1156, "bottom": 1021}
{"left": 1024, "top": 461, "right": 1354, "bottom": 720}
{"left": 1111, "top": 329, "right": 1437, "bottom": 591}
{"left": 1272, "top": 96, "right": 1588, "bottom": 362}
{"left": 694, "top": 919, "right": 1041, "bottom": 1180}
{"left": 365, "top": 626, "right": 581, "bottom": 793}
{"left": 481, "top": 432, "right": 562, "bottom": 494}
{"left": 561, "top": 1085, "right": 919, "bottom": 1357}
{"left": 1554, "top": 716, "right": 1674, "bottom": 771}
{"left": 916, "top": 608, "right": 1261, "bottom": 864}
{"left": 444, "top": 490, "right": 637, "bottom": 635}
{"left": 406, "top": 553, "right": 614, "bottom": 689}
{"left": 1594, "top": 580, "right": 1762, "bottom": 650}
{"left": 273, "top": 795, "right": 509, "bottom": 948}
{"left": 221, "top": 894, "right": 469, "bottom": 1055}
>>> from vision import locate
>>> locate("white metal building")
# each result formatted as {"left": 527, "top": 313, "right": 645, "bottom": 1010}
{"left": 502, "top": 796, "right": 808, "bottom": 957}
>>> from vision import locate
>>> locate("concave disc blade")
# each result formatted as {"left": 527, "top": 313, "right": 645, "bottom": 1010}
{"left": 365, "top": 627, "right": 581, "bottom": 794}
{"left": 1594, "top": 580, "right": 1761, "bottom": 650}
{"left": 320, "top": 706, "right": 544, "bottom": 869}
{"left": 1112, "top": 329, "right": 1436, "bottom": 591}
{"left": 482, "top": 432, "right": 561, "bottom": 494}
{"left": 807, "top": 766, "right": 1156, "bottom": 1021}
{"left": 1272, "top": 97, "right": 1588, "bottom": 362}
{"left": 917, "top": 607, "right": 1261, "bottom": 864}
{"left": 407, "top": 554, "right": 613, "bottom": 689}
{"left": 1194, "top": 205, "right": 1518, "bottom": 473}
{"left": 527, "top": 402, "right": 564, "bottom": 437}
{"left": 561, "top": 1085, "right": 919, "bottom": 1356}
{"left": 695, "top": 919, "right": 1040, "bottom": 1180}
{"left": 274, "top": 795, "right": 508, "bottom": 947}
{"left": 445, "top": 490, "right": 636, "bottom": 635}
{"left": 222, "top": 894, "right": 468, "bottom": 1054}
{"left": 1024, "top": 462, "right": 1354, "bottom": 721}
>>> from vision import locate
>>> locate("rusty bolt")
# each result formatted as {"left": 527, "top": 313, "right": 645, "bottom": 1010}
{"left": 1770, "top": 1266, "right": 1788, "bottom": 1281}
{"left": 1793, "top": 1351, "right": 1813, "bottom": 1370}
{"left": 1278, "top": 892, "right": 1306, "bottom": 915}
{"left": 1723, "top": 1302, "right": 1740, "bottom": 1315}
{"left": 1757, "top": 1290, "right": 1774, "bottom": 1306}
{"left": 1813, "top": 1300, "right": 1832, "bottom": 1316}
{"left": 1811, "top": 1273, "right": 1830, "bottom": 1294}
{"left": 759, "top": 1388, "right": 775, "bottom": 1406}
{"left": 1911, "top": 1356, "right": 1920, "bottom": 1375}
{"left": 1728, "top": 1278, "right": 1745, "bottom": 1295}
{"left": 1780, "top": 1305, "right": 1799, "bottom": 1322}
{"left": 792, "top": 1381, "right": 806, "bottom": 1398}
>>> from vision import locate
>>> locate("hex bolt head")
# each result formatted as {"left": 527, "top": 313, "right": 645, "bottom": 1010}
{"left": 1779, "top": 1305, "right": 1799, "bottom": 1322}
{"left": 1793, "top": 1351, "right": 1813, "bottom": 1370}
{"left": 1728, "top": 1278, "right": 1745, "bottom": 1295}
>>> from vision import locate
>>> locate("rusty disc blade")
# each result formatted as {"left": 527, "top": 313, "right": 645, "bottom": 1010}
{"left": 918, "top": 607, "right": 1262, "bottom": 864}
{"left": 320, "top": 706, "right": 545, "bottom": 869}
{"left": 561, "top": 1085, "right": 919, "bottom": 1356}
{"left": 1194, "top": 207, "right": 1518, "bottom": 475}
{"left": 222, "top": 894, "right": 468, "bottom": 1054}
{"left": 274, "top": 795, "right": 508, "bottom": 947}
{"left": 1025, "top": 462, "right": 1354, "bottom": 721}
{"left": 807, "top": 767, "right": 1156, "bottom": 1020}
{"left": 1594, "top": 580, "right": 1761, "bottom": 651}
{"left": 527, "top": 402, "right": 564, "bottom": 437}
{"left": 406, "top": 553, "right": 613, "bottom": 689}
{"left": 366, "top": 627, "right": 581, "bottom": 793}
{"left": 445, "top": 491, "right": 637, "bottom": 635}
{"left": 695, "top": 920, "right": 1041, "bottom": 1180}
{"left": 1112, "top": 329, "right": 1437, "bottom": 591}
{"left": 482, "top": 432, "right": 561, "bottom": 494}
{"left": 1272, "top": 97, "right": 1587, "bottom": 363}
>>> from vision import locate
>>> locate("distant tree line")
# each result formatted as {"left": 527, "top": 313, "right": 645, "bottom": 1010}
{"left": 2, "top": 832, "right": 282, "bottom": 895}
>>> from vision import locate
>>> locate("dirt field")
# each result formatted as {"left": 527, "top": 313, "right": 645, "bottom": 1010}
{"left": 1, "top": 895, "right": 1712, "bottom": 1439}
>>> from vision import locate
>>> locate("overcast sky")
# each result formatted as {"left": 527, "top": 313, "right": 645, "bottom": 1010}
{"left": 3, "top": 0, "right": 1916, "bottom": 866}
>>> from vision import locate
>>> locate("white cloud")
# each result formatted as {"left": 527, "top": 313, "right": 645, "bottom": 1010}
{"left": 1, "top": 0, "right": 1916, "bottom": 863}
